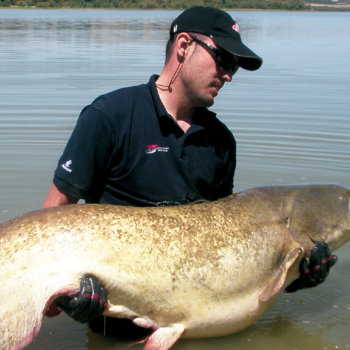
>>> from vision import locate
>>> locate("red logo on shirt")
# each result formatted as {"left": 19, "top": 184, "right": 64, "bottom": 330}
{"left": 145, "top": 145, "right": 169, "bottom": 154}
{"left": 145, "top": 144, "right": 158, "bottom": 154}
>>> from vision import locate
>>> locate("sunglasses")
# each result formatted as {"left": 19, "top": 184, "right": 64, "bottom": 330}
{"left": 190, "top": 35, "right": 239, "bottom": 74}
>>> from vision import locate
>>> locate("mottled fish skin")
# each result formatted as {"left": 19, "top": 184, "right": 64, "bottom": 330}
{"left": 0, "top": 184, "right": 349, "bottom": 350}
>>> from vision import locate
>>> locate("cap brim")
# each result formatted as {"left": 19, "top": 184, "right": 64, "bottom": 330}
{"left": 212, "top": 35, "right": 263, "bottom": 71}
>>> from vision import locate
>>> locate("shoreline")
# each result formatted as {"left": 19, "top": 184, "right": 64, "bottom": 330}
{"left": 1, "top": 4, "right": 350, "bottom": 11}
{"left": 308, "top": 2, "right": 350, "bottom": 6}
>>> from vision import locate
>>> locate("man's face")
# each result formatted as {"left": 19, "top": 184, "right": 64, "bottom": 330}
{"left": 180, "top": 36, "right": 236, "bottom": 108}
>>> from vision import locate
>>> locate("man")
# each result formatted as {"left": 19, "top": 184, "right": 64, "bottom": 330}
{"left": 43, "top": 6, "right": 336, "bottom": 337}
{"left": 43, "top": 6, "right": 249, "bottom": 209}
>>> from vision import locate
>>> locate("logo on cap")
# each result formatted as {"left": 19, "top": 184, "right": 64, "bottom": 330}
{"left": 173, "top": 24, "right": 178, "bottom": 33}
{"left": 232, "top": 23, "right": 240, "bottom": 33}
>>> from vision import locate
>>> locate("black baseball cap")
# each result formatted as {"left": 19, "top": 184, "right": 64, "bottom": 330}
{"left": 170, "top": 6, "right": 263, "bottom": 71}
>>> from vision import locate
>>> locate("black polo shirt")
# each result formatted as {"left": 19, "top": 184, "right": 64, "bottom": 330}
{"left": 53, "top": 75, "right": 236, "bottom": 207}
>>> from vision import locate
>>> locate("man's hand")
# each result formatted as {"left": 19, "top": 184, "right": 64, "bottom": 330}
{"left": 285, "top": 241, "right": 337, "bottom": 293}
{"left": 55, "top": 276, "right": 107, "bottom": 323}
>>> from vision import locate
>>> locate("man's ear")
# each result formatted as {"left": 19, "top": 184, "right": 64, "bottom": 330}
{"left": 175, "top": 33, "right": 193, "bottom": 57}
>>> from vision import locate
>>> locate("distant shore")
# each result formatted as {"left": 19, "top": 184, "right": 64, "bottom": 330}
{"left": 1, "top": 3, "right": 350, "bottom": 11}
{"left": 306, "top": 0, "right": 350, "bottom": 10}
{"left": 308, "top": 2, "right": 350, "bottom": 7}
{"left": 0, "top": 0, "right": 311, "bottom": 11}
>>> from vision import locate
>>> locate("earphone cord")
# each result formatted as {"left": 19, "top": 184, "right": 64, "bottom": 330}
{"left": 156, "top": 55, "right": 184, "bottom": 93}
{"left": 156, "top": 39, "right": 193, "bottom": 93}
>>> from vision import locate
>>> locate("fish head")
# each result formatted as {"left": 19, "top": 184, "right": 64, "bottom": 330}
{"left": 288, "top": 184, "right": 350, "bottom": 253}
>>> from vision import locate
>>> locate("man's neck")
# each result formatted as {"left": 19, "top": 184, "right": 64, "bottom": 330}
{"left": 156, "top": 74, "right": 196, "bottom": 133}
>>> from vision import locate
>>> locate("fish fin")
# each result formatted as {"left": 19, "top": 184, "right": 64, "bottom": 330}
{"left": 259, "top": 247, "right": 302, "bottom": 302}
{"left": 105, "top": 304, "right": 140, "bottom": 319}
{"left": 133, "top": 317, "right": 155, "bottom": 329}
{"left": 129, "top": 335, "right": 150, "bottom": 347}
{"left": 143, "top": 323, "right": 185, "bottom": 350}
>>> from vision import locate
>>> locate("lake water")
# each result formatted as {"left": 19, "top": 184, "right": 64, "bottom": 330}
{"left": 0, "top": 8, "right": 349, "bottom": 350}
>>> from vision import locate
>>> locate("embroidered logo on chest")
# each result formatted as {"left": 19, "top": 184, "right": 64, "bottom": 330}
{"left": 145, "top": 144, "right": 169, "bottom": 154}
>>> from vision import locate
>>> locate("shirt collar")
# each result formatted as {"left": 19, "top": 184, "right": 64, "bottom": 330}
{"left": 148, "top": 75, "right": 170, "bottom": 118}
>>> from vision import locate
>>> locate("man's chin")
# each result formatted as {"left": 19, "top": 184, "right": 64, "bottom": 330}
{"left": 198, "top": 96, "right": 215, "bottom": 108}
{"left": 204, "top": 98, "right": 215, "bottom": 108}
{"left": 190, "top": 93, "right": 215, "bottom": 108}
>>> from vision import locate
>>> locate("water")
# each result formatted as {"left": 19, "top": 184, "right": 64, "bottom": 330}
{"left": 0, "top": 8, "right": 349, "bottom": 350}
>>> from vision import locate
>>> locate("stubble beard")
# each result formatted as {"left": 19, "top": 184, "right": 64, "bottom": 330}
{"left": 180, "top": 54, "right": 216, "bottom": 108}
{"left": 181, "top": 73, "right": 215, "bottom": 108}
{"left": 189, "top": 90, "right": 215, "bottom": 108}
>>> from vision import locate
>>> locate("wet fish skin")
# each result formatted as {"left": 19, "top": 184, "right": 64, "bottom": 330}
{"left": 0, "top": 184, "right": 349, "bottom": 350}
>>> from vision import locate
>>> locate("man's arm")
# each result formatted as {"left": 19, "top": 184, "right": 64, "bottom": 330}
{"left": 42, "top": 183, "right": 79, "bottom": 208}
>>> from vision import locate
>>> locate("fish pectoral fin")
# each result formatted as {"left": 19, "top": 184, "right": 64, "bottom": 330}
{"left": 105, "top": 304, "right": 140, "bottom": 319}
{"left": 133, "top": 317, "right": 155, "bottom": 329}
{"left": 143, "top": 323, "right": 185, "bottom": 350}
{"left": 259, "top": 247, "right": 302, "bottom": 302}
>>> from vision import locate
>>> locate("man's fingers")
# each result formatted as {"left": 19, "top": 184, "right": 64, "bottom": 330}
{"left": 88, "top": 280, "right": 108, "bottom": 321}
{"left": 299, "top": 258, "right": 318, "bottom": 288}
{"left": 284, "top": 241, "right": 337, "bottom": 293}
{"left": 309, "top": 241, "right": 325, "bottom": 281}
{"left": 55, "top": 295, "right": 78, "bottom": 309}
{"left": 54, "top": 276, "right": 107, "bottom": 323}
{"left": 328, "top": 254, "right": 338, "bottom": 269}
{"left": 309, "top": 241, "right": 337, "bottom": 281}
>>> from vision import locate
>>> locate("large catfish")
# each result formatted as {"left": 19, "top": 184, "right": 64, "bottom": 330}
{"left": 1, "top": 184, "right": 349, "bottom": 350}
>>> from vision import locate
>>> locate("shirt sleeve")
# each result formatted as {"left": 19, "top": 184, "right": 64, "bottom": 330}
{"left": 213, "top": 133, "right": 236, "bottom": 199}
{"left": 53, "top": 107, "right": 114, "bottom": 200}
